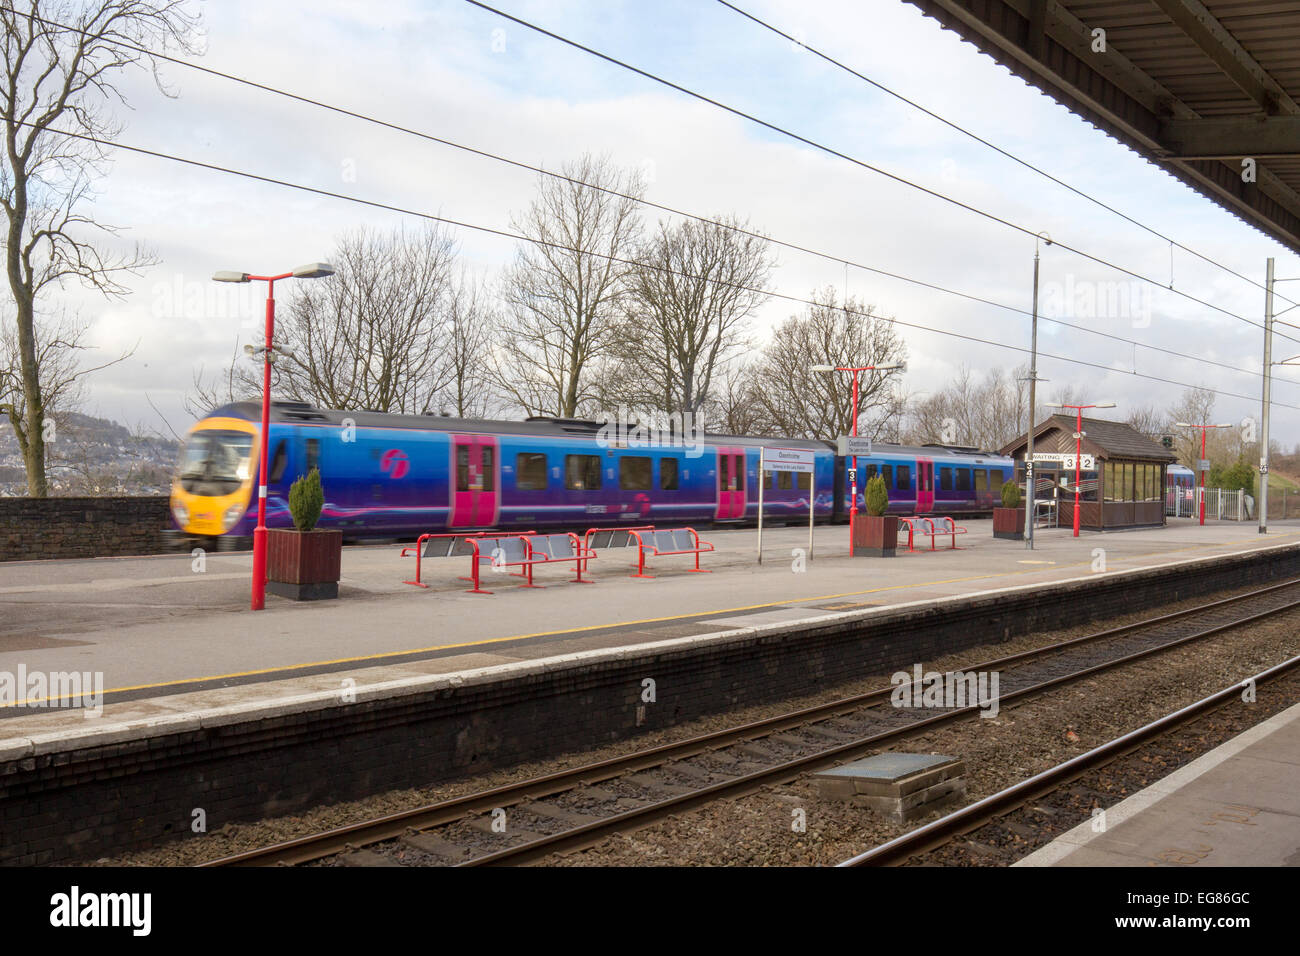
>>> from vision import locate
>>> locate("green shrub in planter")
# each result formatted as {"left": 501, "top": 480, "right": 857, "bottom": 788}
{"left": 1001, "top": 479, "right": 1021, "bottom": 510}
{"left": 288, "top": 467, "right": 325, "bottom": 532}
{"left": 865, "top": 474, "right": 890, "bottom": 517}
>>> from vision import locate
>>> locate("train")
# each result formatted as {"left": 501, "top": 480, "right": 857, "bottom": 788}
{"left": 168, "top": 401, "right": 1018, "bottom": 548}
{"left": 1166, "top": 463, "right": 1196, "bottom": 515}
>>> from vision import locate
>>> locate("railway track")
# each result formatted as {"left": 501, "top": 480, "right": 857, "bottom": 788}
{"left": 839, "top": 653, "right": 1300, "bottom": 866}
{"left": 202, "top": 579, "right": 1300, "bottom": 868}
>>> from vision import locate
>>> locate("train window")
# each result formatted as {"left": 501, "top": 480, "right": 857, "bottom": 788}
{"left": 480, "top": 446, "right": 495, "bottom": 492}
{"left": 734, "top": 454, "right": 745, "bottom": 491}
{"left": 763, "top": 471, "right": 772, "bottom": 491}
{"left": 974, "top": 469, "right": 987, "bottom": 492}
{"left": 881, "top": 464, "right": 893, "bottom": 487}
{"left": 268, "top": 441, "right": 287, "bottom": 483}
{"left": 864, "top": 463, "right": 878, "bottom": 480}
{"left": 939, "top": 467, "right": 953, "bottom": 491}
{"left": 620, "top": 456, "right": 653, "bottom": 490}
{"left": 895, "top": 465, "right": 910, "bottom": 490}
{"left": 565, "top": 455, "right": 602, "bottom": 490}
{"left": 305, "top": 438, "right": 320, "bottom": 475}
{"left": 456, "top": 446, "right": 470, "bottom": 492}
{"left": 516, "top": 453, "right": 548, "bottom": 490}
{"left": 956, "top": 468, "right": 972, "bottom": 492}
{"left": 796, "top": 471, "right": 810, "bottom": 491}
{"left": 660, "top": 458, "right": 679, "bottom": 490}
{"left": 778, "top": 471, "right": 793, "bottom": 491}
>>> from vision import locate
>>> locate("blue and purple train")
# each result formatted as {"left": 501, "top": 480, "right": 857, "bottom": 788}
{"left": 169, "top": 401, "right": 1017, "bottom": 547}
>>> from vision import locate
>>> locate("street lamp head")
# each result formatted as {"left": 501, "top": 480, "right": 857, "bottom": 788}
{"left": 876, "top": 361, "right": 905, "bottom": 372}
{"left": 810, "top": 365, "right": 834, "bottom": 373}
{"left": 293, "top": 262, "right": 335, "bottom": 279}
{"left": 1214, "top": 422, "right": 1233, "bottom": 428}
{"left": 1045, "top": 402, "right": 1064, "bottom": 408}
{"left": 213, "top": 270, "right": 250, "bottom": 283}
{"left": 1094, "top": 402, "right": 1117, "bottom": 409}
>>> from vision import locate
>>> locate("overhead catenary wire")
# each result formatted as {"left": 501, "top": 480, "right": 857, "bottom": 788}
{"left": 0, "top": 3, "right": 1291, "bottom": 390}
{"left": 460, "top": 0, "right": 1300, "bottom": 348}
{"left": 19, "top": 118, "right": 1297, "bottom": 412}
{"left": 716, "top": 0, "right": 1300, "bottom": 312}
{"left": 0, "top": 4, "right": 1290, "bottom": 390}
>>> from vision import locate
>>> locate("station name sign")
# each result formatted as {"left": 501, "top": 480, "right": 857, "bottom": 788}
{"left": 1030, "top": 453, "right": 1096, "bottom": 470}
{"left": 836, "top": 436, "right": 873, "bottom": 457}
{"left": 762, "top": 447, "right": 816, "bottom": 473}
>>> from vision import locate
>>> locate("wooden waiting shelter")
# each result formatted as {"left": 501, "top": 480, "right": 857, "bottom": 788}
{"left": 999, "top": 416, "right": 1177, "bottom": 530}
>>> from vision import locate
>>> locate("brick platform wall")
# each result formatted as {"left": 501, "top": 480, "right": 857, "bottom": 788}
{"left": 0, "top": 496, "right": 170, "bottom": 561}
{"left": 2, "top": 544, "right": 1297, "bottom": 864}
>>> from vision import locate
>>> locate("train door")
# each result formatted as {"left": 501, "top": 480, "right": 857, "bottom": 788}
{"left": 915, "top": 458, "right": 934, "bottom": 513}
{"left": 715, "top": 446, "right": 747, "bottom": 520}
{"left": 449, "top": 434, "right": 500, "bottom": 528}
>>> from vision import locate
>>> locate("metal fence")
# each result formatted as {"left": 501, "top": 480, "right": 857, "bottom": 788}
{"left": 1166, "top": 486, "right": 1252, "bottom": 521}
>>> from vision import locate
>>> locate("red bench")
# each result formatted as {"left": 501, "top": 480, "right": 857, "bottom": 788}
{"left": 900, "top": 516, "right": 966, "bottom": 552}
{"left": 465, "top": 533, "right": 597, "bottom": 594}
{"left": 629, "top": 528, "right": 714, "bottom": 579}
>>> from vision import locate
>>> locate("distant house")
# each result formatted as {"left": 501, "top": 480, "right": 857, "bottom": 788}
{"left": 999, "top": 416, "right": 1177, "bottom": 530}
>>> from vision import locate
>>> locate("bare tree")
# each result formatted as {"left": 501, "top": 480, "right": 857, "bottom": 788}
{"left": 612, "top": 214, "right": 773, "bottom": 416}
{"left": 1, "top": 1, "right": 200, "bottom": 495}
{"left": 904, "top": 364, "right": 1028, "bottom": 450}
{"left": 182, "top": 338, "right": 255, "bottom": 419}
{"left": 1, "top": 307, "right": 132, "bottom": 463}
{"left": 273, "top": 224, "right": 460, "bottom": 414}
{"left": 701, "top": 357, "right": 775, "bottom": 436}
{"left": 492, "top": 154, "right": 644, "bottom": 418}
{"left": 429, "top": 270, "right": 496, "bottom": 418}
{"left": 1167, "top": 386, "right": 1219, "bottom": 467}
{"left": 1126, "top": 404, "right": 1167, "bottom": 442}
{"left": 753, "top": 288, "right": 907, "bottom": 441}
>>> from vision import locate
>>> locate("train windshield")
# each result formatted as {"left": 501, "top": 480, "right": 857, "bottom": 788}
{"left": 178, "top": 429, "right": 254, "bottom": 494}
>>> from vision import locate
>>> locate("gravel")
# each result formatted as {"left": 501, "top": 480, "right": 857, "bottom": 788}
{"left": 83, "top": 580, "right": 1298, "bottom": 867}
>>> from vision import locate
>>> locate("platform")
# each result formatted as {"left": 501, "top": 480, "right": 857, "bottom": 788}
{"left": 1, "top": 518, "right": 1297, "bottom": 736}
{"left": 1017, "top": 700, "right": 1300, "bottom": 867}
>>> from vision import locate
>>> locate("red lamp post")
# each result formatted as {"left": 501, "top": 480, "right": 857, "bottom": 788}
{"left": 1174, "top": 421, "right": 1232, "bottom": 526}
{"left": 1046, "top": 401, "right": 1116, "bottom": 537}
{"left": 213, "top": 263, "right": 334, "bottom": 610}
{"left": 812, "top": 361, "right": 905, "bottom": 553}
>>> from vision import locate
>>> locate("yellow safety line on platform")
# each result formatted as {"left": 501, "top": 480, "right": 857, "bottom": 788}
{"left": 8, "top": 532, "right": 1300, "bottom": 708}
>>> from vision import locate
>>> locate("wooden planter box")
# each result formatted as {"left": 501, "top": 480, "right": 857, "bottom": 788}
{"left": 267, "top": 528, "right": 342, "bottom": 600}
{"left": 853, "top": 514, "right": 898, "bottom": 557}
{"left": 992, "top": 507, "right": 1026, "bottom": 540}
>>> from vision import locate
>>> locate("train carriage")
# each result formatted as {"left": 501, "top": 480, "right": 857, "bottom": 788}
{"left": 169, "top": 402, "right": 1014, "bottom": 547}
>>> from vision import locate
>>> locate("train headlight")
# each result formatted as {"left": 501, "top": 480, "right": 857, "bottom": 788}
{"left": 171, "top": 501, "right": 188, "bottom": 527}
{"left": 222, "top": 505, "right": 246, "bottom": 531}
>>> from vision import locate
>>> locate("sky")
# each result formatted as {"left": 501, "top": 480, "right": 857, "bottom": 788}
{"left": 34, "top": 0, "right": 1300, "bottom": 448}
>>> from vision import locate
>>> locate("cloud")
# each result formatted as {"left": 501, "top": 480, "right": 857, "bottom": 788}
{"left": 24, "top": 0, "right": 1300, "bottom": 446}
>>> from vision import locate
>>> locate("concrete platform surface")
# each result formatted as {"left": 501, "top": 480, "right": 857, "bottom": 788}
{"left": 1, "top": 518, "right": 1297, "bottom": 738}
{"left": 1018, "top": 701, "right": 1300, "bottom": 867}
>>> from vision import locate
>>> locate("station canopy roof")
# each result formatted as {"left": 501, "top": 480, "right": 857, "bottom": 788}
{"left": 1000, "top": 414, "right": 1178, "bottom": 462}
{"left": 905, "top": 0, "right": 1300, "bottom": 254}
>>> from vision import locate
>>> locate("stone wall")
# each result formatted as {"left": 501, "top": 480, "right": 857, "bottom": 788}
{"left": 0, "top": 496, "right": 171, "bottom": 561}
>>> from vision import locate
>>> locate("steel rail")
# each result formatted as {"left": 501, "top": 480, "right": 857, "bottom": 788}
{"left": 201, "top": 579, "right": 1300, "bottom": 867}
{"left": 838, "top": 653, "right": 1300, "bottom": 867}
